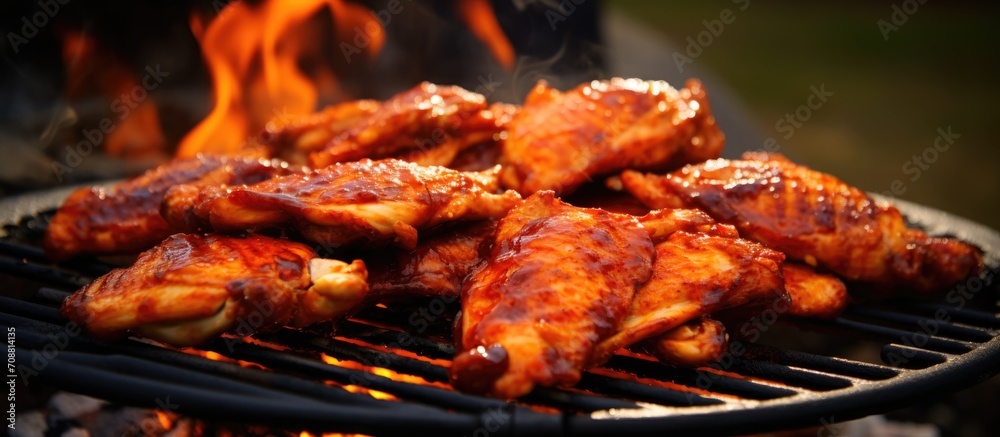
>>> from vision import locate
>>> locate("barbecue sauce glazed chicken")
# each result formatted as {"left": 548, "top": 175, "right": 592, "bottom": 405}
{"left": 500, "top": 78, "right": 724, "bottom": 196}
{"left": 44, "top": 154, "right": 300, "bottom": 260}
{"left": 60, "top": 234, "right": 369, "bottom": 346}
{"left": 162, "top": 158, "right": 521, "bottom": 250}
{"left": 308, "top": 82, "right": 513, "bottom": 169}
{"left": 451, "top": 192, "right": 655, "bottom": 398}
{"left": 620, "top": 152, "right": 983, "bottom": 293}
{"left": 46, "top": 77, "right": 988, "bottom": 400}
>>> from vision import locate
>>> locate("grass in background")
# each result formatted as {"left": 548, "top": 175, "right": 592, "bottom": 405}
{"left": 611, "top": 1, "right": 1000, "bottom": 229}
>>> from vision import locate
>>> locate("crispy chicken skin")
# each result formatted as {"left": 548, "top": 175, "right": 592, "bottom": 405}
{"left": 619, "top": 152, "right": 983, "bottom": 292}
{"left": 592, "top": 228, "right": 787, "bottom": 365}
{"left": 309, "top": 83, "right": 511, "bottom": 168}
{"left": 261, "top": 99, "right": 381, "bottom": 164}
{"left": 499, "top": 78, "right": 723, "bottom": 196}
{"left": 367, "top": 220, "right": 496, "bottom": 300}
{"left": 44, "top": 154, "right": 298, "bottom": 261}
{"left": 451, "top": 192, "right": 654, "bottom": 399}
{"left": 163, "top": 159, "right": 521, "bottom": 250}
{"left": 60, "top": 234, "right": 368, "bottom": 346}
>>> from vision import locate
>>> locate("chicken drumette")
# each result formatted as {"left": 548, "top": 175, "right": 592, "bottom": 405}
{"left": 44, "top": 154, "right": 300, "bottom": 261}
{"left": 61, "top": 233, "right": 368, "bottom": 346}
{"left": 162, "top": 159, "right": 522, "bottom": 250}
{"left": 619, "top": 152, "right": 983, "bottom": 293}
{"left": 500, "top": 78, "right": 723, "bottom": 196}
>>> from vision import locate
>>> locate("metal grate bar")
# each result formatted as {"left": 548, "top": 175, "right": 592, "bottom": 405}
{"left": 722, "top": 358, "right": 854, "bottom": 391}
{"left": 740, "top": 343, "right": 900, "bottom": 381}
{"left": 0, "top": 295, "right": 63, "bottom": 322}
{"left": 879, "top": 344, "right": 949, "bottom": 369}
{"left": 575, "top": 371, "right": 725, "bottom": 406}
{"left": 0, "top": 256, "right": 91, "bottom": 289}
{"left": 844, "top": 306, "right": 994, "bottom": 342}
{"left": 600, "top": 354, "right": 799, "bottom": 400}
{"left": 799, "top": 317, "right": 973, "bottom": 355}
{"left": 880, "top": 301, "right": 1000, "bottom": 329}
{"left": 0, "top": 240, "right": 111, "bottom": 277}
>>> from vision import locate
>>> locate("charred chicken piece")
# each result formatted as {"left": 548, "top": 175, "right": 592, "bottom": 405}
{"left": 499, "top": 78, "right": 723, "bottom": 196}
{"left": 44, "top": 154, "right": 299, "bottom": 261}
{"left": 261, "top": 99, "right": 381, "bottom": 165}
{"left": 592, "top": 228, "right": 787, "bottom": 365}
{"left": 451, "top": 192, "right": 654, "bottom": 399}
{"left": 367, "top": 220, "right": 496, "bottom": 301}
{"left": 309, "top": 83, "right": 512, "bottom": 168}
{"left": 61, "top": 234, "right": 368, "bottom": 347}
{"left": 163, "top": 159, "right": 521, "bottom": 250}
{"left": 620, "top": 152, "right": 983, "bottom": 293}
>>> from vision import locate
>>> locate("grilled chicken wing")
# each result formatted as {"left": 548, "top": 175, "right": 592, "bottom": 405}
{"left": 261, "top": 99, "right": 381, "bottom": 164}
{"left": 309, "top": 83, "right": 512, "bottom": 168}
{"left": 451, "top": 192, "right": 654, "bottom": 398}
{"left": 638, "top": 318, "right": 729, "bottom": 367}
{"left": 499, "top": 78, "right": 723, "bottom": 196}
{"left": 43, "top": 154, "right": 299, "bottom": 261}
{"left": 782, "top": 263, "right": 849, "bottom": 319}
{"left": 367, "top": 220, "right": 496, "bottom": 300}
{"left": 163, "top": 159, "right": 521, "bottom": 250}
{"left": 61, "top": 234, "right": 368, "bottom": 346}
{"left": 619, "top": 152, "right": 983, "bottom": 292}
{"left": 592, "top": 228, "right": 787, "bottom": 365}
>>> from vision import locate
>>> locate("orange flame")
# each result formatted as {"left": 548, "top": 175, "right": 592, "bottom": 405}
{"left": 455, "top": 0, "right": 515, "bottom": 70}
{"left": 181, "top": 347, "right": 266, "bottom": 370}
{"left": 155, "top": 411, "right": 173, "bottom": 430}
{"left": 177, "top": 0, "right": 385, "bottom": 158}
{"left": 60, "top": 29, "right": 166, "bottom": 159}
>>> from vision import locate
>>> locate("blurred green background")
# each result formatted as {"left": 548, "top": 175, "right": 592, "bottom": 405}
{"left": 611, "top": 1, "right": 1000, "bottom": 230}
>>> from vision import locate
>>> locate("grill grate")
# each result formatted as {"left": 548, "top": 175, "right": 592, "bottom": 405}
{"left": 2, "top": 189, "right": 999, "bottom": 436}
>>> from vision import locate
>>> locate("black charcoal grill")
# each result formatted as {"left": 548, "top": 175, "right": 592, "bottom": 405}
{"left": 2, "top": 186, "right": 999, "bottom": 436}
